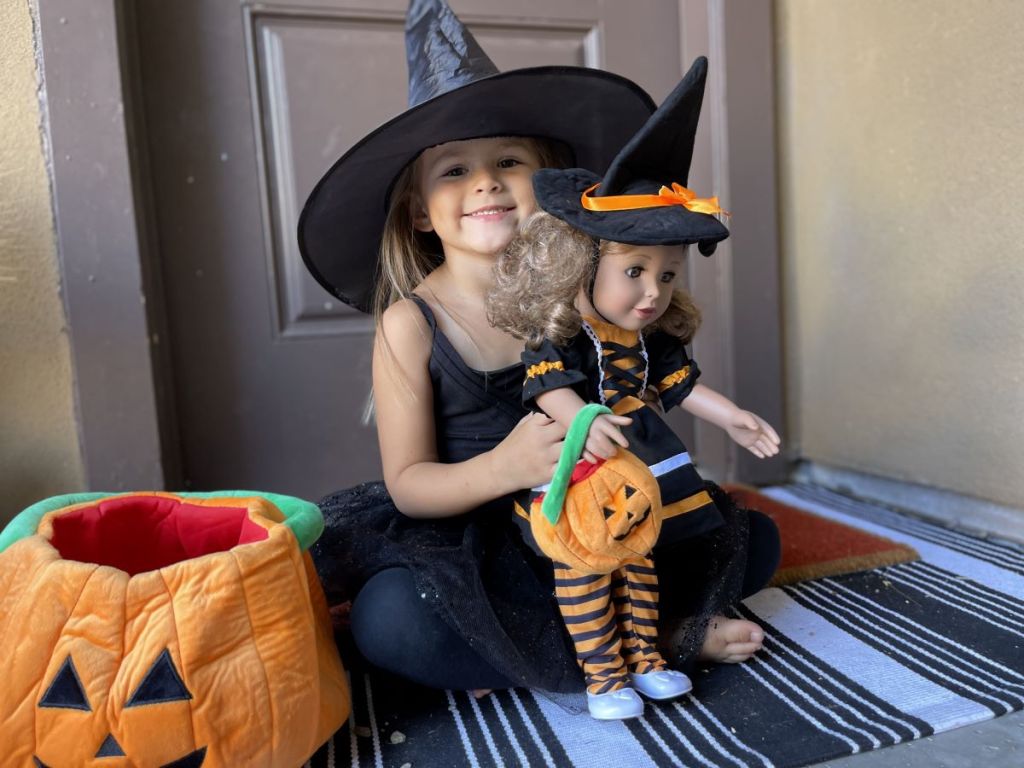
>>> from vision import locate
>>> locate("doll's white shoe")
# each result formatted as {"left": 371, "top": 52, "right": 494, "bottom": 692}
{"left": 586, "top": 686, "right": 645, "bottom": 720}
{"left": 629, "top": 669, "right": 693, "bottom": 700}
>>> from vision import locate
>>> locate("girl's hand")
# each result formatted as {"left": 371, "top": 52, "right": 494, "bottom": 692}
{"left": 493, "top": 412, "right": 566, "bottom": 490}
{"left": 725, "top": 410, "right": 781, "bottom": 459}
{"left": 582, "top": 413, "right": 632, "bottom": 464}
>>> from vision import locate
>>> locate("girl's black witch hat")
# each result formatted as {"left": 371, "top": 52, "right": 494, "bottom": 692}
{"left": 299, "top": 0, "right": 656, "bottom": 312}
{"left": 533, "top": 56, "right": 730, "bottom": 255}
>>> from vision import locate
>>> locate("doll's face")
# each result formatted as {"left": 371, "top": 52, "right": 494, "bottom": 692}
{"left": 589, "top": 243, "right": 685, "bottom": 331}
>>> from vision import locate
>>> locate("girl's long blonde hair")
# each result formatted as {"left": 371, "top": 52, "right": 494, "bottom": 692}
{"left": 488, "top": 211, "right": 702, "bottom": 349}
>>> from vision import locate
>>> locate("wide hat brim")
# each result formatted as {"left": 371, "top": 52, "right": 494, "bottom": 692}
{"left": 298, "top": 67, "right": 656, "bottom": 312}
{"left": 533, "top": 167, "right": 730, "bottom": 250}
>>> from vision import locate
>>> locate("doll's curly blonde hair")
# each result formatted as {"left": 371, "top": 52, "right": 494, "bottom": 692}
{"left": 488, "top": 212, "right": 702, "bottom": 349}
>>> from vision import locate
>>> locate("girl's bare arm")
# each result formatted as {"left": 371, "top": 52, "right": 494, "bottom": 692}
{"left": 374, "top": 299, "right": 563, "bottom": 518}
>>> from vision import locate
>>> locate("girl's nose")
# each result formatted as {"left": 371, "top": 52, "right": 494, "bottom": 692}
{"left": 473, "top": 168, "right": 502, "bottom": 192}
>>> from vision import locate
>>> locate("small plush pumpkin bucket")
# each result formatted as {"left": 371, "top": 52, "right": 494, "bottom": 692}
{"left": 0, "top": 491, "right": 349, "bottom": 768}
{"left": 526, "top": 404, "right": 662, "bottom": 575}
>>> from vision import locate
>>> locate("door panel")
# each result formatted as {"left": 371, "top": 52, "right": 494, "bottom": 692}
{"left": 135, "top": 0, "right": 689, "bottom": 499}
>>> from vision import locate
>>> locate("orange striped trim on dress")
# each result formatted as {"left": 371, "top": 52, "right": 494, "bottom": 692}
{"left": 657, "top": 366, "right": 691, "bottom": 392}
{"left": 526, "top": 360, "right": 565, "bottom": 379}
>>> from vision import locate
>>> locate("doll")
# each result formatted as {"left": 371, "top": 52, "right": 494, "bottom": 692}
{"left": 488, "top": 58, "right": 780, "bottom": 720}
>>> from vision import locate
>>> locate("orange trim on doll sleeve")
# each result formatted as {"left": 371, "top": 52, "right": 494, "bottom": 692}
{"left": 526, "top": 361, "right": 566, "bottom": 379}
{"left": 656, "top": 365, "right": 691, "bottom": 392}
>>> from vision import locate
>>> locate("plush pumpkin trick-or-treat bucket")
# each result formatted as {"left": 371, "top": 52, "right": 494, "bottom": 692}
{"left": 0, "top": 491, "right": 350, "bottom": 768}
{"left": 522, "top": 404, "right": 662, "bottom": 575}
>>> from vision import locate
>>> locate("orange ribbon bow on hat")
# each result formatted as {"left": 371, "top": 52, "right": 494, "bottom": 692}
{"left": 580, "top": 182, "right": 728, "bottom": 216}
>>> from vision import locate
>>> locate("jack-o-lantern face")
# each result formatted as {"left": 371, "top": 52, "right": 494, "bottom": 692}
{"left": 603, "top": 482, "right": 652, "bottom": 541}
{"left": 530, "top": 450, "right": 662, "bottom": 574}
{"left": 34, "top": 650, "right": 205, "bottom": 767}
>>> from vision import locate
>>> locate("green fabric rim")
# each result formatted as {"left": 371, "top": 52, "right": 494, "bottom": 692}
{"left": 0, "top": 490, "right": 324, "bottom": 555}
{"left": 539, "top": 403, "right": 613, "bottom": 525}
{"left": 0, "top": 493, "right": 110, "bottom": 555}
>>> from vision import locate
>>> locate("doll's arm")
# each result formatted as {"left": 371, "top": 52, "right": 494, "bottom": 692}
{"left": 680, "top": 384, "right": 781, "bottom": 459}
{"left": 374, "top": 300, "right": 565, "bottom": 518}
{"left": 536, "top": 388, "right": 631, "bottom": 464}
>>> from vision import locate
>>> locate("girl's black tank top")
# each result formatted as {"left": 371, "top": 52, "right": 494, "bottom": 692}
{"left": 409, "top": 295, "right": 527, "bottom": 464}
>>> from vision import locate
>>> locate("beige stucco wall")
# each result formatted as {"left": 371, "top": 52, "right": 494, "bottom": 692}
{"left": 777, "top": 1, "right": 1024, "bottom": 508}
{"left": 0, "top": 1, "right": 85, "bottom": 525}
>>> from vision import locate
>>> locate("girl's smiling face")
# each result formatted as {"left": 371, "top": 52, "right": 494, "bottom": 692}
{"left": 587, "top": 243, "right": 685, "bottom": 330}
{"left": 412, "top": 137, "right": 542, "bottom": 263}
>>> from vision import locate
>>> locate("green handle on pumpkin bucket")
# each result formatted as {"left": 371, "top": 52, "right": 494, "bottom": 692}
{"left": 539, "top": 403, "right": 613, "bottom": 526}
{"left": 0, "top": 490, "right": 323, "bottom": 555}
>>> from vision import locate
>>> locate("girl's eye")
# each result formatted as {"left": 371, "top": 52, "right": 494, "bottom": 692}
{"left": 497, "top": 157, "right": 522, "bottom": 169}
{"left": 442, "top": 166, "right": 466, "bottom": 178}
{"left": 625, "top": 266, "right": 643, "bottom": 278}
{"left": 660, "top": 272, "right": 676, "bottom": 283}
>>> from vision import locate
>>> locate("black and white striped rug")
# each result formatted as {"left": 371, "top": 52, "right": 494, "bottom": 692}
{"left": 305, "top": 484, "right": 1024, "bottom": 768}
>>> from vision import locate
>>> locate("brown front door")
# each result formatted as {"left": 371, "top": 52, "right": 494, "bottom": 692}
{"left": 132, "top": 0, "right": 705, "bottom": 499}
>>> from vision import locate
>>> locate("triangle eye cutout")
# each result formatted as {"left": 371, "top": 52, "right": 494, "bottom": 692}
{"left": 602, "top": 506, "right": 617, "bottom": 519}
{"left": 624, "top": 485, "right": 637, "bottom": 499}
{"left": 126, "top": 648, "right": 192, "bottom": 708}
{"left": 38, "top": 655, "right": 91, "bottom": 711}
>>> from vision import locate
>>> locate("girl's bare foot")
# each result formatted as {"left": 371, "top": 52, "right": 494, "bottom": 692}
{"left": 470, "top": 688, "right": 493, "bottom": 699}
{"left": 698, "top": 615, "right": 764, "bottom": 663}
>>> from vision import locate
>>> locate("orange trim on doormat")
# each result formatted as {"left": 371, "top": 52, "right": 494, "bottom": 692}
{"left": 724, "top": 484, "right": 919, "bottom": 587}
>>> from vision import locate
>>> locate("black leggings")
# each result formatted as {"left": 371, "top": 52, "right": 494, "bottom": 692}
{"left": 350, "top": 510, "right": 780, "bottom": 690}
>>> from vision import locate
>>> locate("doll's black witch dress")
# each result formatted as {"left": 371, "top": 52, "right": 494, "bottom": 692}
{"left": 311, "top": 297, "right": 752, "bottom": 692}
{"left": 521, "top": 316, "right": 725, "bottom": 545}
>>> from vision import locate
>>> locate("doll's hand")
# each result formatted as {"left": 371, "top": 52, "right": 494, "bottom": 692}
{"left": 582, "top": 413, "right": 632, "bottom": 464}
{"left": 496, "top": 412, "right": 567, "bottom": 489}
{"left": 725, "top": 410, "right": 780, "bottom": 459}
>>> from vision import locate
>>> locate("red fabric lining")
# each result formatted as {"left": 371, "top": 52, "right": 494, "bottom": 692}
{"left": 49, "top": 496, "right": 269, "bottom": 575}
{"left": 569, "top": 458, "right": 605, "bottom": 485}
{"left": 534, "top": 459, "right": 606, "bottom": 504}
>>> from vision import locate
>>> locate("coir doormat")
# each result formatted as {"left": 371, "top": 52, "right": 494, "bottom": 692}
{"left": 724, "top": 484, "right": 919, "bottom": 586}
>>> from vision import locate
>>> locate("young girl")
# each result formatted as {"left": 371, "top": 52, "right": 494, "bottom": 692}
{"left": 489, "top": 58, "right": 781, "bottom": 709}
{"left": 301, "top": 1, "right": 775, "bottom": 696}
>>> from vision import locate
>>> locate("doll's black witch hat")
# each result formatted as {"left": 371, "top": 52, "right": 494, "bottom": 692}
{"left": 533, "top": 56, "right": 729, "bottom": 255}
{"left": 299, "top": 0, "right": 656, "bottom": 312}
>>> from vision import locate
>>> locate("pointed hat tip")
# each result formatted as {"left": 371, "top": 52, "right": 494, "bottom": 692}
{"left": 405, "top": 0, "right": 499, "bottom": 107}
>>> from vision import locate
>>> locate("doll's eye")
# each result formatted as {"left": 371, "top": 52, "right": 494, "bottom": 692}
{"left": 660, "top": 271, "right": 676, "bottom": 283}
{"left": 625, "top": 266, "right": 643, "bottom": 278}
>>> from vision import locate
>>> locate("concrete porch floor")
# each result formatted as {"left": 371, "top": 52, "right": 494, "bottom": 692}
{"left": 816, "top": 708, "right": 1024, "bottom": 767}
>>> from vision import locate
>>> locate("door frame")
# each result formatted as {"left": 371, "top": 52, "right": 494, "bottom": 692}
{"left": 38, "top": 0, "right": 784, "bottom": 489}
{"left": 34, "top": 0, "right": 170, "bottom": 491}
